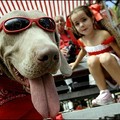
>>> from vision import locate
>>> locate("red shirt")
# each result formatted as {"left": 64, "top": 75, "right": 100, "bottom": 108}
{"left": 60, "top": 30, "right": 80, "bottom": 55}
{"left": 0, "top": 74, "right": 44, "bottom": 119}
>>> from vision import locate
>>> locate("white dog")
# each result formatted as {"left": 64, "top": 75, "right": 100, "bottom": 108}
{"left": 0, "top": 10, "right": 72, "bottom": 119}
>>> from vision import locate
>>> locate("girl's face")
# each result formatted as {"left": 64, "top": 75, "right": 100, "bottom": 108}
{"left": 71, "top": 10, "right": 94, "bottom": 36}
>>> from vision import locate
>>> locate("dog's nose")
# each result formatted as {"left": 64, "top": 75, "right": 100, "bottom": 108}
{"left": 36, "top": 47, "right": 59, "bottom": 62}
{"left": 39, "top": 54, "right": 58, "bottom": 61}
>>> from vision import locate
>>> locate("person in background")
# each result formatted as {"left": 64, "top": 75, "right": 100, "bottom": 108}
{"left": 54, "top": 15, "right": 80, "bottom": 63}
{"left": 54, "top": 15, "right": 80, "bottom": 91}
{"left": 69, "top": 5, "right": 120, "bottom": 106}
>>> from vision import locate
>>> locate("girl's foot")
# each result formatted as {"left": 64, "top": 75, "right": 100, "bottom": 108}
{"left": 92, "top": 89, "right": 115, "bottom": 106}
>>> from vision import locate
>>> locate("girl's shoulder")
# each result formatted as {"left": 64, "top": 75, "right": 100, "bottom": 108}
{"left": 97, "top": 30, "right": 111, "bottom": 40}
{"left": 100, "top": 30, "right": 115, "bottom": 45}
{"left": 99, "top": 30, "right": 111, "bottom": 37}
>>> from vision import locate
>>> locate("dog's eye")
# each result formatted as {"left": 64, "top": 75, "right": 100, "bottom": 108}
{"left": 4, "top": 18, "right": 29, "bottom": 31}
{"left": 39, "top": 18, "right": 55, "bottom": 30}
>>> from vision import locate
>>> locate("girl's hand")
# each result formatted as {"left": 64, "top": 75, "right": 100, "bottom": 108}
{"left": 69, "top": 62, "right": 76, "bottom": 70}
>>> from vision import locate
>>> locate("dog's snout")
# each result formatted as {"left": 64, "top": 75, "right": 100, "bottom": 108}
{"left": 36, "top": 47, "right": 59, "bottom": 62}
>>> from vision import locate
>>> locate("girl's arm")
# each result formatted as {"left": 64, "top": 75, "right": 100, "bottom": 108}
{"left": 69, "top": 48, "right": 86, "bottom": 70}
{"left": 110, "top": 41, "right": 120, "bottom": 58}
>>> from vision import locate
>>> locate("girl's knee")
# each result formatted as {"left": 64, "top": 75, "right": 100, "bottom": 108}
{"left": 99, "top": 53, "right": 113, "bottom": 65}
{"left": 87, "top": 56, "right": 99, "bottom": 68}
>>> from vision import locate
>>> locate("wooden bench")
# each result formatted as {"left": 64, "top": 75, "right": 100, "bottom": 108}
{"left": 54, "top": 62, "right": 120, "bottom": 101}
{"left": 54, "top": 62, "right": 89, "bottom": 82}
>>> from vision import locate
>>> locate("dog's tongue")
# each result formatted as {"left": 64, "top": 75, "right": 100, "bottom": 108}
{"left": 29, "top": 73, "right": 60, "bottom": 119}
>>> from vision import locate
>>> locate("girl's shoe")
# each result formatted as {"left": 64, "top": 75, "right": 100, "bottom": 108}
{"left": 92, "top": 89, "right": 115, "bottom": 106}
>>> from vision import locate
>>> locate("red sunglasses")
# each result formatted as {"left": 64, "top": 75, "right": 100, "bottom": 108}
{"left": 0, "top": 17, "right": 56, "bottom": 33}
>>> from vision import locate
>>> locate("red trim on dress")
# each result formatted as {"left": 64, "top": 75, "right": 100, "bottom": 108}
{"left": 77, "top": 36, "right": 115, "bottom": 48}
{"left": 102, "top": 36, "right": 115, "bottom": 45}
{"left": 88, "top": 47, "right": 113, "bottom": 56}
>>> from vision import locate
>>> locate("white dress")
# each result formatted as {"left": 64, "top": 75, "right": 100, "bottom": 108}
{"left": 78, "top": 36, "right": 120, "bottom": 64}
{"left": 78, "top": 36, "right": 120, "bottom": 88}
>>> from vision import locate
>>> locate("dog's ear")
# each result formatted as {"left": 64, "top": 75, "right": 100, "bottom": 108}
{"left": 59, "top": 51, "right": 72, "bottom": 76}
{"left": 54, "top": 32, "right": 72, "bottom": 76}
{"left": 0, "top": 34, "right": 14, "bottom": 80}
{"left": 54, "top": 31, "right": 60, "bottom": 47}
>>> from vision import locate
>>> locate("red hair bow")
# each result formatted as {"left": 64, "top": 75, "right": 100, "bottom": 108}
{"left": 89, "top": 4, "right": 103, "bottom": 21}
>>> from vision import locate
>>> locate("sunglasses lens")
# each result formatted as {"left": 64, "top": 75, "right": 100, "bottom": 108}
{"left": 39, "top": 18, "right": 55, "bottom": 31}
{"left": 4, "top": 18, "right": 29, "bottom": 31}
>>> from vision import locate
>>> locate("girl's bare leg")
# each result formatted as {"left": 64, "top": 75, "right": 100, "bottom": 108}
{"left": 100, "top": 53, "right": 120, "bottom": 85}
{"left": 87, "top": 55, "right": 115, "bottom": 106}
{"left": 87, "top": 55, "right": 107, "bottom": 90}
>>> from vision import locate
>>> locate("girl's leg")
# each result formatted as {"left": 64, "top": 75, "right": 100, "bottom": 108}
{"left": 87, "top": 55, "right": 107, "bottom": 90}
{"left": 100, "top": 53, "right": 120, "bottom": 85}
{"left": 87, "top": 55, "right": 114, "bottom": 106}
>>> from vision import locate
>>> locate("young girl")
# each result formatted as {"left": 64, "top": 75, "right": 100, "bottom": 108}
{"left": 69, "top": 5, "right": 120, "bottom": 106}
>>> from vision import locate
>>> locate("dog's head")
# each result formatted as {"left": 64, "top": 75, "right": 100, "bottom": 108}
{"left": 0, "top": 10, "right": 72, "bottom": 118}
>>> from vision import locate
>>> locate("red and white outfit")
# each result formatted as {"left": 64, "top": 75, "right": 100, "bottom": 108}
{"left": 78, "top": 36, "right": 120, "bottom": 88}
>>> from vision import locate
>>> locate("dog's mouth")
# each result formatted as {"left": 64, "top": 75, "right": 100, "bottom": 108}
{"left": 13, "top": 66, "right": 30, "bottom": 87}
{"left": 11, "top": 65, "right": 60, "bottom": 118}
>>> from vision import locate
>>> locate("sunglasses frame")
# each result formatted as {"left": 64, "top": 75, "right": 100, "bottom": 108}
{"left": 0, "top": 16, "right": 56, "bottom": 33}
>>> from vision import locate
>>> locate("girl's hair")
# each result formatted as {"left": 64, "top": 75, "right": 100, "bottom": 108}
{"left": 69, "top": 5, "right": 93, "bottom": 37}
{"left": 69, "top": 5, "right": 120, "bottom": 47}
{"left": 69, "top": 5, "right": 107, "bottom": 37}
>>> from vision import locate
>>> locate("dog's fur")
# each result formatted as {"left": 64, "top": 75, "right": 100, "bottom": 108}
{"left": 0, "top": 10, "right": 72, "bottom": 119}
